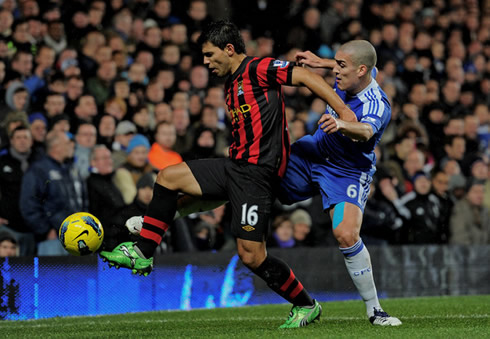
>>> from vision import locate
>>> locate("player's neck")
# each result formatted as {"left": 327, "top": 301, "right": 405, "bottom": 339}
{"left": 230, "top": 54, "right": 247, "bottom": 74}
{"left": 347, "top": 75, "right": 372, "bottom": 96}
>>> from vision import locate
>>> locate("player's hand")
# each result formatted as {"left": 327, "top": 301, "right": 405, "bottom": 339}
{"left": 295, "top": 50, "right": 323, "bottom": 68}
{"left": 0, "top": 217, "right": 9, "bottom": 225}
{"left": 318, "top": 114, "right": 343, "bottom": 134}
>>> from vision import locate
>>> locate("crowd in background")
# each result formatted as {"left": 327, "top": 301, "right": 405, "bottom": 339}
{"left": 0, "top": 0, "right": 489, "bottom": 257}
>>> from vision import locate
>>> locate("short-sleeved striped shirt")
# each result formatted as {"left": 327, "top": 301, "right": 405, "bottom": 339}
{"left": 224, "top": 56, "right": 294, "bottom": 177}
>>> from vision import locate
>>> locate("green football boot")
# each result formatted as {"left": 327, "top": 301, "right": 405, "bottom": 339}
{"left": 99, "top": 242, "right": 153, "bottom": 276}
{"left": 279, "top": 299, "right": 322, "bottom": 329}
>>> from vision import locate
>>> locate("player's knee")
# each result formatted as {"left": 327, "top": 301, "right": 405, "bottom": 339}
{"left": 237, "top": 247, "right": 265, "bottom": 269}
{"left": 333, "top": 226, "right": 359, "bottom": 248}
{"left": 156, "top": 166, "right": 181, "bottom": 190}
{"left": 156, "top": 168, "right": 170, "bottom": 186}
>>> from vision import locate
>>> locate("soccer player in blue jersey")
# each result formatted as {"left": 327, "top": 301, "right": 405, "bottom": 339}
{"left": 282, "top": 40, "right": 402, "bottom": 326}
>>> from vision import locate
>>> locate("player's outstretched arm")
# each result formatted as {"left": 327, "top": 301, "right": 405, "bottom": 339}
{"left": 318, "top": 114, "right": 374, "bottom": 142}
{"left": 295, "top": 51, "right": 336, "bottom": 69}
{"left": 291, "top": 66, "right": 356, "bottom": 122}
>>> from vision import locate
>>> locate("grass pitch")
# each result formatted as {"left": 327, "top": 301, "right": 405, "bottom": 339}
{"left": 2, "top": 295, "right": 489, "bottom": 338}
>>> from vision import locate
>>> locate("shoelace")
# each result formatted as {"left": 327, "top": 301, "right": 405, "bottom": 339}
{"left": 373, "top": 308, "right": 390, "bottom": 318}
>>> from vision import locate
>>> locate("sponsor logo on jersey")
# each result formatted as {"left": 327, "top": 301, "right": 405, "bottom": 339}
{"left": 242, "top": 225, "right": 255, "bottom": 232}
{"left": 230, "top": 104, "right": 251, "bottom": 123}
{"left": 273, "top": 60, "right": 289, "bottom": 68}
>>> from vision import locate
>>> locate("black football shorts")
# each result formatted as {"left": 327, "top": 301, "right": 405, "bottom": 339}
{"left": 186, "top": 158, "right": 275, "bottom": 242}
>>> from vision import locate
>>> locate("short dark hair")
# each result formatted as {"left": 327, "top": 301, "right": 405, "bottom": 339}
{"left": 197, "top": 20, "right": 245, "bottom": 54}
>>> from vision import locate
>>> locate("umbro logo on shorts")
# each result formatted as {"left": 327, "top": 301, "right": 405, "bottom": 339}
{"left": 242, "top": 225, "right": 255, "bottom": 232}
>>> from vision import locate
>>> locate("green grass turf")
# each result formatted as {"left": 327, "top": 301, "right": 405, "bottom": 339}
{"left": 1, "top": 295, "right": 489, "bottom": 338}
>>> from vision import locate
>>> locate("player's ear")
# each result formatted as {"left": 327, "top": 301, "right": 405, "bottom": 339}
{"left": 225, "top": 43, "right": 235, "bottom": 56}
{"left": 358, "top": 64, "right": 368, "bottom": 77}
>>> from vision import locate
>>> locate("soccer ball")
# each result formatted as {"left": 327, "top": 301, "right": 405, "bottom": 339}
{"left": 59, "top": 212, "right": 104, "bottom": 256}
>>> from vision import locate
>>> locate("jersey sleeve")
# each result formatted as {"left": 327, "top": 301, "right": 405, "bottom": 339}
{"left": 360, "top": 99, "right": 389, "bottom": 135}
{"left": 255, "top": 58, "right": 295, "bottom": 87}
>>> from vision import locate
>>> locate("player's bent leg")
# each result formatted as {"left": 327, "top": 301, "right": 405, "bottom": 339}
{"left": 101, "top": 163, "right": 203, "bottom": 272}
{"left": 125, "top": 196, "right": 228, "bottom": 236}
{"left": 236, "top": 239, "right": 321, "bottom": 328}
{"left": 331, "top": 202, "right": 401, "bottom": 326}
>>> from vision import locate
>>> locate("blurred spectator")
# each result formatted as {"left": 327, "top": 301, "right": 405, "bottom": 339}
{"left": 43, "top": 91, "right": 65, "bottom": 126}
{"left": 112, "top": 120, "right": 137, "bottom": 168}
{"left": 198, "top": 104, "right": 228, "bottom": 155}
{"left": 398, "top": 171, "right": 446, "bottom": 244}
{"left": 430, "top": 169, "right": 453, "bottom": 243}
{"left": 0, "top": 111, "right": 28, "bottom": 150}
{"left": 71, "top": 94, "right": 98, "bottom": 134}
{"left": 172, "top": 107, "right": 193, "bottom": 154}
{"left": 192, "top": 205, "right": 227, "bottom": 252}
{"left": 183, "top": 126, "right": 219, "bottom": 161}
{"left": 384, "top": 135, "right": 416, "bottom": 195}
{"left": 0, "top": 232, "right": 17, "bottom": 257}
{"left": 50, "top": 114, "right": 70, "bottom": 133}
{"left": 182, "top": 0, "right": 213, "bottom": 44}
{"left": 87, "top": 60, "right": 118, "bottom": 106}
{"left": 268, "top": 214, "right": 295, "bottom": 249}
{"left": 96, "top": 114, "right": 117, "bottom": 149}
{"left": 44, "top": 20, "right": 67, "bottom": 54}
{"left": 441, "top": 135, "right": 466, "bottom": 170}
{"left": 402, "top": 148, "right": 426, "bottom": 193}
{"left": 148, "top": 121, "right": 182, "bottom": 170}
{"left": 28, "top": 112, "right": 47, "bottom": 157}
{"left": 290, "top": 209, "right": 313, "bottom": 247}
{"left": 1, "top": 81, "right": 29, "bottom": 118}
{"left": 448, "top": 173, "right": 467, "bottom": 202}
{"left": 0, "top": 126, "right": 37, "bottom": 255}
{"left": 154, "top": 102, "right": 173, "bottom": 124}
{"left": 449, "top": 180, "right": 489, "bottom": 245}
{"left": 361, "top": 170, "right": 404, "bottom": 245}
{"left": 20, "top": 130, "right": 88, "bottom": 256}
{"left": 74, "top": 123, "right": 97, "bottom": 180}
{"left": 132, "top": 104, "right": 153, "bottom": 142}
{"left": 114, "top": 133, "right": 153, "bottom": 204}
{"left": 147, "top": 0, "right": 179, "bottom": 29}
{"left": 64, "top": 75, "right": 84, "bottom": 115}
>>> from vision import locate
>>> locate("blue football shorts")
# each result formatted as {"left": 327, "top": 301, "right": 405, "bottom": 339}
{"left": 277, "top": 143, "right": 372, "bottom": 213}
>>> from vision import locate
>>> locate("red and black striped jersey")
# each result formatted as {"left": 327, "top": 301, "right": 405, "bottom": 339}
{"left": 225, "top": 56, "right": 294, "bottom": 178}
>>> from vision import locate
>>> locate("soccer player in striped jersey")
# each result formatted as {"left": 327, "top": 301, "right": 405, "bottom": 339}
{"left": 279, "top": 41, "right": 401, "bottom": 326}
{"left": 100, "top": 20, "right": 357, "bottom": 329}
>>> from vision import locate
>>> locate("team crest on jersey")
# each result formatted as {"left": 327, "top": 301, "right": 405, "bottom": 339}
{"left": 237, "top": 81, "right": 244, "bottom": 96}
{"left": 242, "top": 225, "right": 255, "bottom": 232}
{"left": 273, "top": 60, "right": 289, "bottom": 68}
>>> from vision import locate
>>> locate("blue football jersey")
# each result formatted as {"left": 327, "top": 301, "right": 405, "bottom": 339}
{"left": 306, "top": 74, "right": 391, "bottom": 173}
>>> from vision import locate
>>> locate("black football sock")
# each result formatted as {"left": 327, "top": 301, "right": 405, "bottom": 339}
{"left": 136, "top": 183, "right": 178, "bottom": 258}
{"left": 253, "top": 255, "right": 314, "bottom": 307}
